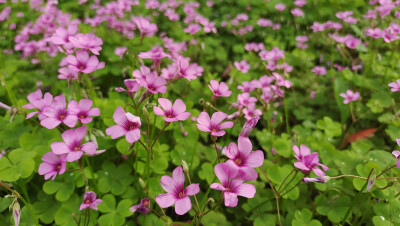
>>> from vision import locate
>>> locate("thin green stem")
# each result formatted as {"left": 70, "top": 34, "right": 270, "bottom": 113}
{"left": 278, "top": 169, "right": 295, "bottom": 193}
{"left": 279, "top": 171, "right": 298, "bottom": 194}
{"left": 377, "top": 164, "right": 396, "bottom": 178}
{"left": 280, "top": 179, "right": 302, "bottom": 197}
{"left": 212, "top": 138, "right": 221, "bottom": 163}
{"left": 341, "top": 181, "right": 368, "bottom": 224}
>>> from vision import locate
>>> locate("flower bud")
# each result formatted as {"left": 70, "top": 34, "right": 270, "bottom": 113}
{"left": 366, "top": 168, "right": 376, "bottom": 192}
{"left": 207, "top": 198, "right": 215, "bottom": 203}
{"left": 182, "top": 160, "right": 189, "bottom": 173}
{"left": 139, "top": 177, "right": 146, "bottom": 189}
{"left": 302, "top": 176, "right": 330, "bottom": 183}
{"left": 142, "top": 107, "right": 149, "bottom": 118}
{"left": 12, "top": 201, "right": 20, "bottom": 226}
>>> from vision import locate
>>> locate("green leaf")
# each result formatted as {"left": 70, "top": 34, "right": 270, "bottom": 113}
{"left": 198, "top": 162, "right": 214, "bottom": 184}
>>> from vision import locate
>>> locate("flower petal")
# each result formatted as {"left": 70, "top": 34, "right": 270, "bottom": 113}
{"left": 184, "top": 184, "right": 200, "bottom": 196}
{"left": 175, "top": 196, "right": 192, "bottom": 215}
{"left": 156, "top": 194, "right": 175, "bottom": 208}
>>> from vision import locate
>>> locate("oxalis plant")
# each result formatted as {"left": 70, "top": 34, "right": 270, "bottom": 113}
{"left": 2, "top": 0, "right": 400, "bottom": 225}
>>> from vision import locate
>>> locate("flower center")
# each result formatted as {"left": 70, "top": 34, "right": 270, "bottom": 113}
{"left": 167, "top": 114, "right": 173, "bottom": 118}
{"left": 234, "top": 158, "right": 242, "bottom": 165}
{"left": 59, "top": 114, "right": 66, "bottom": 120}
{"left": 80, "top": 115, "right": 85, "bottom": 119}
{"left": 178, "top": 192, "right": 185, "bottom": 198}
{"left": 143, "top": 200, "right": 149, "bottom": 206}
{"left": 129, "top": 125, "right": 135, "bottom": 130}
{"left": 212, "top": 128, "right": 217, "bottom": 132}
{"left": 85, "top": 199, "right": 91, "bottom": 204}
{"left": 79, "top": 66, "right": 85, "bottom": 70}
{"left": 74, "top": 147, "right": 80, "bottom": 151}
{"left": 57, "top": 165, "right": 62, "bottom": 170}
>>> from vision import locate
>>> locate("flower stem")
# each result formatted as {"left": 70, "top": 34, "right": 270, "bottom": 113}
{"left": 149, "top": 123, "right": 169, "bottom": 151}
{"left": 278, "top": 170, "right": 298, "bottom": 194}
{"left": 212, "top": 138, "right": 221, "bottom": 163}
{"left": 185, "top": 171, "right": 201, "bottom": 214}
{"left": 202, "top": 199, "right": 223, "bottom": 216}
{"left": 0, "top": 181, "right": 39, "bottom": 226}
{"left": 143, "top": 186, "right": 168, "bottom": 223}
{"left": 377, "top": 164, "right": 396, "bottom": 178}
{"left": 259, "top": 168, "right": 282, "bottom": 226}
{"left": 280, "top": 179, "right": 302, "bottom": 197}
{"left": 277, "top": 168, "right": 295, "bottom": 193}
{"left": 283, "top": 96, "right": 290, "bottom": 134}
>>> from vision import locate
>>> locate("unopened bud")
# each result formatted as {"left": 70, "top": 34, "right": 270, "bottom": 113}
{"left": 367, "top": 168, "right": 376, "bottom": 192}
{"left": 302, "top": 176, "right": 330, "bottom": 183}
{"left": 139, "top": 177, "right": 146, "bottom": 189}
{"left": 207, "top": 198, "right": 215, "bottom": 204}
{"left": 182, "top": 160, "right": 189, "bottom": 173}
{"left": 142, "top": 107, "right": 149, "bottom": 118}
{"left": 12, "top": 201, "right": 20, "bottom": 226}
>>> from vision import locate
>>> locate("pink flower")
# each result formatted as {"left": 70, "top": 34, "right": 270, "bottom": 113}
{"left": 47, "top": 25, "right": 77, "bottom": 48}
{"left": 155, "top": 166, "right": 200, "bottom": 215}
{"left": 106, "top": 107, "right": 141, "bottom": 143}
{"left": 240, "top": 116, "right": 259, "bottom": 137}
{"left": 68, "top": 99, "right": 100, "bottom": 124}
{"left": 153, "top": 98, "right": 190, "bottom": 122}
{"left": 294, "top": 152, "right": 329, "bottom": 176}
{"left": 38, "top": 152, "right": 67, "bottom": 180}
{"left": 58, "top": 67, "right": 78, "bottom": 80}
{"left": 115, "top": 79, "right": 140, "bottom": 95}
{"left": 66, "top": 50, "right": 105, "bottom": 74}
{"left": 210, "top": 163, "right": 256, "bottom": 207}
{"left": 132, "top": 65, "right": 153, "bottom": 79}
{"left": 311, "top": 66, "right": 327, "bottom": 75}
{"left": 184, "top": 24, "right": 202, "bottom": 35}
{"left": 130, "top": 198, "right": 150, "bottom": 215}
{"left": 392, "top": 139, "right": 400, "bottom": 168}
{"left": 139, "top": 73, "right": 167, "bottom": 94}
{"left": 209, "top": 80, "right": 232, "bottom": 99}
{"left": 51, "top": 126, "right": 99, "bottom": 162}
{"left": 275, "top": 3, "right": 286, "bottom": 11}
{"left": 133, "top": 17, "right": 158, "bottom": 37}
{"left": 388, "top": 79, "right": 400, "bottom": 92}
{"left": 40, "top": 94, "right": 78, "bottom": 129}
{"left": 196, "top": 112, "right": 234, "bottom": 137}
{"left": 234, "top": 60, "right": 250, "bottom": 73}
{"left": 237, "top": 93, "right": 257, "bottom": 108}
{"left": 243, "top": 103, "right": 262, "bottom": 120}
{"left": 114, "top": 47, "right": 127, "bottom": 58}
{"left": 340, "top": 89, "right": 360, "bottom": 104}
{"left": 22, "top": 89, "right": 53, "bottom": 120}
{"left": 225, "top": 137, "right": 264, "bottom": 181}
{"left": 69, "top": 33, "right": 103, "bottom": 55}
{"left": 138, "top": 47, "right": 170, "bottom": 67}
{"left": 237, "top": 81, "right": 260, "bottom": 92}
{"left": 176, "top": 56, "right": 203, "bottom": 81}
{"left": 80, "top": 192, "right": 102, "bottom": 210}
{"left": 291, "top": 8, "right": 304, "bottom": 17}
{"left": 294, "top": 0, "right": 306, "bottom": 7}
{"left": 293, "top": 144, "right": 311, "bottom": 161}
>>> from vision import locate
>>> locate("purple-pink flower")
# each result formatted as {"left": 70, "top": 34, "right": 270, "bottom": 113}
{"left": 311, "top": 66, "right": 327, "bottom": 76}
{"left": 80, "top": 192, "right": 102, "bottom": 210}
{"left": 210, "top": 163, "right": 256, "bottom": 207}
{"left": 51, "top": 126, "right": 99, "bottom": 162}
{"left": 139, "top": 73, "right": 167, "bottom": 94}
{"left": 153, "top": 98, "right": 190, "bottom": 122}
{"left": 40, "top": 94, "right": 78, "bottom": 129}
{"left": 392, "top": 139, "right": 400, "bottom": 168}
{"left": 105, "top": 107, "right": 141, "bottom": 143}
{"left": 138, "top": 47, "right": 170, "bottom": 67}
{"left": 234, "top": 60, "right": 250, "bottom": 73}
{"left": 130, "top": 198, "right": 150, "bottom": 215}
{"left": 23, "top": 89, "right": 53, "bottom": 120}
{"left": 68, "top": 99, "right": 100, "bottom": 124}
{"left": 133, "top": 17, "right": 158, "bottom": 37}
{"left": 388, "top": 79, "right": 400, "bottom": 92}
{"left": 115, "top": 79, "right": 140, "bottom": 96}
{"left": 293, "top": 145, "right": 328, "bottom": 176}
{"left": 69, "top": 33, "right": 103, "bottom": 55}
{"left": 208, "top": 80, "right": 232, "bottom": 99}
{"left": 66, "top": 50, "right": 105, "bottom": 74}
{"left": 196, "top": 112, "right": 234, "bottom": 137}
{"left": 225, "top": 137, "right": 264, "bottom": 181}
{"left": 38, "top": 151, "right": 67, "bottom": 180}
{"left": 155, "top": 166, "right": 200, "bottom": 215}
{"left": 340, "top": 89, "right": 360, "bottom": 104}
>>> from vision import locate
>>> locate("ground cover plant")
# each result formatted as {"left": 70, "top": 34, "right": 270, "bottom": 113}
{"left": 1, "top": 0, "right": 400, "bottom": 225}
